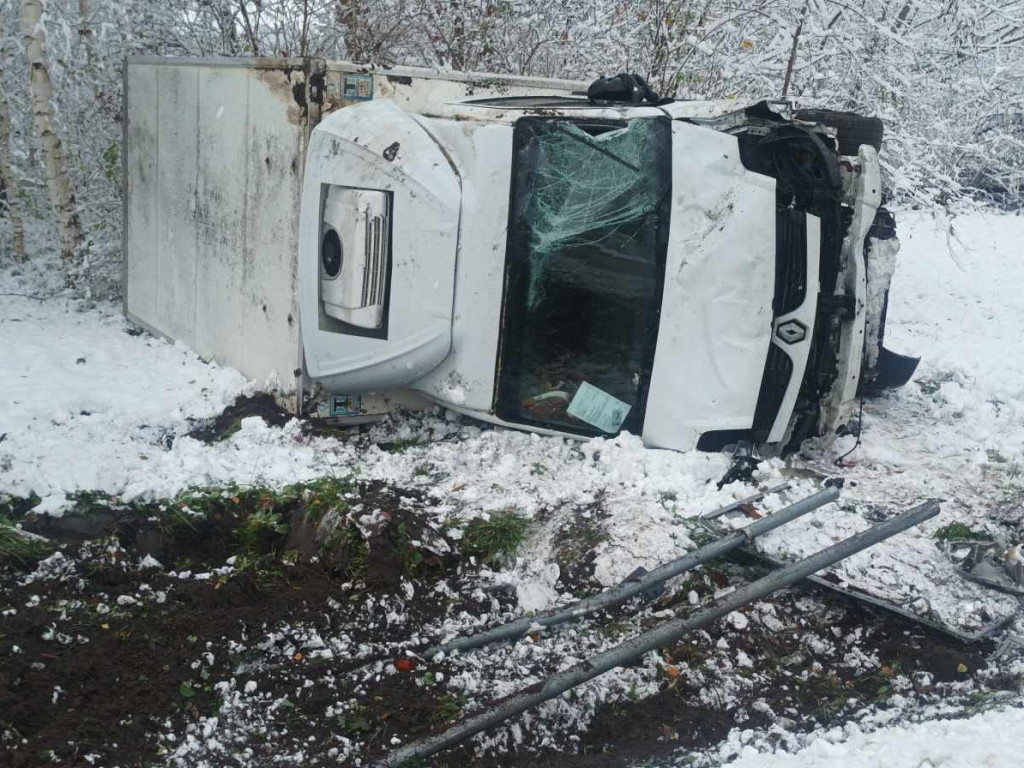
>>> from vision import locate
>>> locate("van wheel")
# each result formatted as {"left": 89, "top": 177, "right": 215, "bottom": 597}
{"left": 794, "top": 109, "right": 884, "bottom": 156}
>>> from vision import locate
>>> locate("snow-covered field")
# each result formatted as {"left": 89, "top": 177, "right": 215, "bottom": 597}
{"left": 755, "top": 211, "right": 1024, "bottom": 636}
{"left": 727, "top": 703, "right": 1024, "bottom": 768}
{"left": 2, "top": 209, "right": 1023, "bottom": 765}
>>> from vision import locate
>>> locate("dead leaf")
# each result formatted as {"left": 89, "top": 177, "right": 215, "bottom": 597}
{"left": 738, "top": 503, "right": 763, "bottom": 520}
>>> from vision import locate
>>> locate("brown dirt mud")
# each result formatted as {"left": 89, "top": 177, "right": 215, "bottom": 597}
{"left": 1, "top": 479, "right": 1013, "bottom": 768}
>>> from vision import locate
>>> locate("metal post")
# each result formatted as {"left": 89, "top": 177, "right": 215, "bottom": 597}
{"left": 422, "top": 485, "right": 839, "bottom": 659}
{"left": 378, "top": 500, "right": 938, "bottom": 767}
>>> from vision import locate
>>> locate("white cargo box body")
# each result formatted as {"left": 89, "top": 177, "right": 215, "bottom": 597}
{"left": 122, "top": 57, "right": 585, "bottom": 396}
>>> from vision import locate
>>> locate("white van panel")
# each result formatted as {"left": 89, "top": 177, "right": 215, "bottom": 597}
{"left": 123, "top": 59, "right": 307, "bottom": 392}
{"left": 643, "top": 122, "right": 776, "bottom": 451}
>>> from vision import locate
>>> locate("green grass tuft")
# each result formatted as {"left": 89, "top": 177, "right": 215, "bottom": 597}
{"left": 0, "top": 492, "right": 41, "bottom": 519}
{"left": 237, "top": 508, "right": 289, "bottom": 557}
{"left": 461, "top": 511, "right": 531, "bottom": 565}
{"left": 934, "top": 521, "right": 993, "bottom": 542}
{"left": 377, "top": 437, "right": 422, "bottom": 454}
{"left": 430, "top": 693, "right": 466, "bottom": 726}
{"left": 0, "top": 514, "right": 52, "bottom": 567}
{"left": 283, "top": 476, "right": 354, "bottom": 523}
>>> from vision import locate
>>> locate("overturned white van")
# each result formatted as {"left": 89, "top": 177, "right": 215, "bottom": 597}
{"left": 298, "top": 78, "right": 915, "bottom": 453}
{"left": 123, "top": 59, "right": 915, "bottom": 455}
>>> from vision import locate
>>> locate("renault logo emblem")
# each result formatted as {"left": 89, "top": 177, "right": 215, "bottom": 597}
{"left": 776, "top": 319, "right": 808, "bottom": 344}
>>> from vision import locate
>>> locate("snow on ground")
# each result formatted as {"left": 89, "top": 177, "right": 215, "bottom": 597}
{"left": 0, "top": 269, "right": 725, "bottom": 526}
{"left": 815, "top": 209, "right": 1024, "bottom": 514}
{"left": 3, "top": 209, "right": 1024, "bottom": 764}
{"left": 750, "top": 211, "right": 1024, "bottom": 635}
{"left": 725, "top": 705, "right": 1024, "bottom": 768}
{"left": 0, "top": 294, "right": 248, "bottom": 512}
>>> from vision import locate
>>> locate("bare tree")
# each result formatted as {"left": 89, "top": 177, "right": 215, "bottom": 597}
{"left": 0, "top": 95, "right": 26, "bottom": 262}
{"left": 78, "top": 0, "right": 95, "bottom": 65}
{"left": 0, "top": 11, "right": 26, "bottom": 262}
{"left": 20, "top": 0, "right": 83, "bottom": 271}
{"left": 237, "top": 0, "right": 262, "bottom": 55}
{"left": 335, "top": 0, "right": 411, "bottom": 64}
{"left": 781, "top": 0, "right": 811, "bottom": 98}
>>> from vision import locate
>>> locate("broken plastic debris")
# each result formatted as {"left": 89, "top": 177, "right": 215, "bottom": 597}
{"left": 948, "top": 538, "right": 1024, "bottom": 597}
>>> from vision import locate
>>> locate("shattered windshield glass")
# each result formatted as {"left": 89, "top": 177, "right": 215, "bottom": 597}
{"left": 496, "top": 116, "right": 672, "bottom": 436}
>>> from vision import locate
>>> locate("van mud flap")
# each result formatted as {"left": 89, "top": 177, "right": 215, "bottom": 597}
{"left": 873, "top": 346, "right": 921, "bottom": 389}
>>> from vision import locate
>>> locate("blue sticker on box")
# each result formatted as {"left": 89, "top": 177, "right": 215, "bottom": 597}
{"left": 567, "top": 382, "right": 631, "bottom": 434}
{"left": 342, "top": 74, "right": 373, "bottom": 101}
{"left": 329, "top": 394, "right": 362, "bottom": 417}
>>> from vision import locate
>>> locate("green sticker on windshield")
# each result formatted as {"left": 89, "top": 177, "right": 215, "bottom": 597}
{"left": 567, "top": 382, "right": 631, "bottom": 434}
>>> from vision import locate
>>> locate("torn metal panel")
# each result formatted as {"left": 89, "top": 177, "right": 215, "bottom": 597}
{"left": 822, "top": 144, "right": 880, "bottom": 430}
{"left": 739, "top": 538, "right": 1016, "bottom": 644}
{"left": 864, "top": 233, "right": 899, "bottom": 372}
{"left": 948, "top": 539, "right": 1024, "bottom": 597}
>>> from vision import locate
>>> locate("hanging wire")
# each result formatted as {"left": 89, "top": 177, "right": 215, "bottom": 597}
{"left": 834, "top": 396, "right": 865, "bottom": 467}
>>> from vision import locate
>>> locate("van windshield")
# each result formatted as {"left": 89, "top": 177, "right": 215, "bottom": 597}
{"left": 495, "top": 117, "right": 672, "bottom": 436}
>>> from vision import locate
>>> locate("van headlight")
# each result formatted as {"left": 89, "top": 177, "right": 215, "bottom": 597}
{"left": 320, "top": 227, "right": 343, "bottom": 280}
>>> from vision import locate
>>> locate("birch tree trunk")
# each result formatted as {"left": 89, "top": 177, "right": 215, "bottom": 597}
{"left": 78, "top": 0, "right": 95, "bottom": 67}
{"left": 1, "top": 10, "right": 26, "bottom": 261}
{"left": 0, "top": 86, "right": 27, "bottom": 262}
{"left": 20, "top": 0, "right": 83, "bottom": 271}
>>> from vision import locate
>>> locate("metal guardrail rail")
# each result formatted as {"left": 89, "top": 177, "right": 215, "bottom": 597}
{"left": 376, "top": 499, "right": 940, "bottom": 766}
{"left": 421, "top": 485, "right": 839, "bottom": 659}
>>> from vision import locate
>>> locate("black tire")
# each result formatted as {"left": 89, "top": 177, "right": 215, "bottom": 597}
{"left": 794, "top": 109, "right": 884, "bottom": 156}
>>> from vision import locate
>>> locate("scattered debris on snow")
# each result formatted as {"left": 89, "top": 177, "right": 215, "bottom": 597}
{"left": 2, "top": 210, "right": 1024, "bottom": 765}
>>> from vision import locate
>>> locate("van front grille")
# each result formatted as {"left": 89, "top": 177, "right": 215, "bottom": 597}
{"left": 752, "top": 344, "right": 793, "bottom": 437}
{"left": 775, "top": 208, "right": 807, "bottom": 316}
